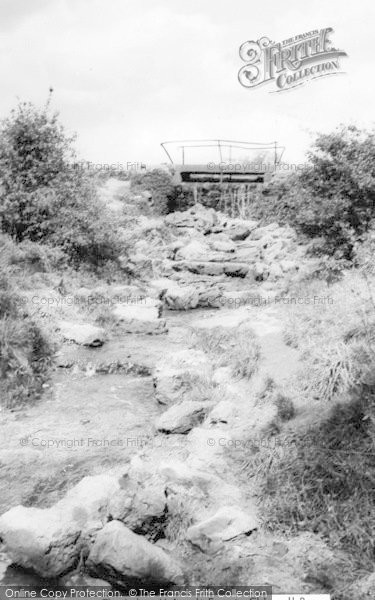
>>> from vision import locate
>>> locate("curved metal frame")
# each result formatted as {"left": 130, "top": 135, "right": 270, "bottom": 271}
{"left": 160, "top": 139, "right": 285, "bottom": 167}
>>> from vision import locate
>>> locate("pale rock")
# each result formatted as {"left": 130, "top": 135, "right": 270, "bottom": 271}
{"left": 212, "top": 367, "right": 232, "bottom": 385}
{"left": 87, "top": 520, "right": 183, "bottom": 585}
{"left": 208, "top": 400, "right": 237, "bottom": 424}
{"left": 57, "top": 321, "right": 106, "bottom": 347}
{"left": 156, "top": 400, "right": 215, "bottom": 434}
{"left": 187, "top": 506, "right": 258, "bottom": 551}
{"left": 112, "top": 298, "right": 167, "bottom": 334}
{"left": 0, "top": 505, "right": 81, "bottom": 578}
{"left": 153, "top": 349, "right": 212, "bottom": 405}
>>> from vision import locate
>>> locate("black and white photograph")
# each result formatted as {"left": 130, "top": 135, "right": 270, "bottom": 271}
{"left": 0, "top": 1, "right": 374, "bottom": 599}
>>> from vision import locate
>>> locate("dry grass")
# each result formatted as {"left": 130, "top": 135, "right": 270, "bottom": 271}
{"left": 191, "top": 325, "right": 261, "bottom": 380}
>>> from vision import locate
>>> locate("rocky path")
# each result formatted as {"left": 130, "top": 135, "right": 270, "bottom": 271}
{"left": 0, "top": 199, "right": 332, "bottom": 593}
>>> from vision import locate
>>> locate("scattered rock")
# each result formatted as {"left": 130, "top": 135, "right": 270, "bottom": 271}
{"left": 228, "top": 225, "right": 251, "bottom": 241}
{"left": 279, "top": 259, "right": 299, "bottom": 273}
{"left": 153, "top": 349, "right": 212, "bottom": 405}
{"left": 208, "top": 400, "right": 237, "bottom": 424}
{"left": 87, "top": 520, "right": 183, "bottom": 586}
{"left": 148, "top": 278, "right": 199, "bottom": 310}
{"left": 212, "top": 366, "right": 232, "bottom": 385}
{"left": 54, "top": 474, "right": 121, "bottom": 532}
{"left": 165, "top": 203, "right": 218, "bottom": 233}
{"left": 156, "top": 400, "right": 215, "bottom": 434}
{"left": 175, "top": 240, "right": 210, "bottom": 262}
{"left": 57, "top": 321, "right": 106, "bottom": 347}
{"left": 112, "top": 298, "right": 167, "bottom": 334}
{"left": 164, "top": 285, "right": 199, "bottom": 311}
{"left": 0, "top": 505, "right": 81, "bottom": 578}
{"left": 208, "top": 238, "right": 236, "bottom": 253}
{"left": 107, "top": 468, "right": 166, "bottom": 534}
{"left": 197, "top": 286, "right": 223, "bottom": 308}
{"left": 186, "top": 506, "right": 258, "bottom": 552}
{"left": 59, "top": 573, "right": 111, "bottom": 587}
{"left": 250, "top": 223, "right": 280, "bottom": 240}
{"left": 268, "top": 262, "right": 284, "bottom": 280}
{"left": 253, "top": 262, "right": 269, "bottom": 281}
{"left": 158, "top": 460, "right": 213, "bottom": 488}
{"left": 172, "top": 261, "right": 249, "bottom": 277}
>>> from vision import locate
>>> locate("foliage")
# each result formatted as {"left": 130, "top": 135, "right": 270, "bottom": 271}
{"left": 0, "top": 235, "right": 54, "bottom": 407}
{"left": 0, "top": 98, "right": 122, "bottom": 267}
{"left": 130, "top": 168, "right": 175, "bottom": 214}
{"left": 254, "top": 126, "right": 375, "bottom": 263}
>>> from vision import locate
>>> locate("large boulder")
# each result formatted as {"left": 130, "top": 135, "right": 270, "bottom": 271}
{"left": 172, "top": 261, "right": 249, "bottom": 278}
{"left": 250, "top": 223, "right": 280, "bottom": 240}
{"left": 148, "top": 278, "right": 199, "bottom": 310}
{"left": 54, "top": 474, "right": 121, "bottom": 532}
{"left": 208, "top": 400, "right": 238, "bottom": 424}
{"left": 158, "top": 460, "right": 214, "bottom": 489}
{"left": 228, "top": 225, "right": 251, "bottom": 241}
{"left": 87, "top": 520, "right": 183, "bottom": 586}
{"left": 112, "top": 298, "right": 167, "bottom": 334}
{"left": 175, "top": 240, "right": 210, "bottom": 261}
{"left": 165, "top": 203, "right": 218, "bottom": 233}
{"left": 197, "top": 286, "right": 224, "bottom": 308}
{"left": 57, "top": 321, "right": 106, "bottom": 347}
{"left": 186, "top": 506, "right": 258, "bottom": 552}
{"left": 0, "top": 505, "right": 82, "bottom": 578}
{"left": 156, "top": 400, "right": 215, "bottom": 434}
{"left": 208, "top": 238, "right": 236, "bottom": 253}
{"left": 153, "top": 349, "right": 212, "bottom": 405}
{"left": 107, "top": 468, "right": 167, "bottom": 534}
{"left": 164, "top": 284, "right": 199, "bottom": 311}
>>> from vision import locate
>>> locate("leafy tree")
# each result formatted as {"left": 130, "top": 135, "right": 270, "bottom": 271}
{"left": 0, "top": 96, "right": 121, "bottom": 265}
{"left": 263, "top": 126, "right": 375, "bottom": 259}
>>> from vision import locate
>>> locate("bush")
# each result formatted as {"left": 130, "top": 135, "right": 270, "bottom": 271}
{"left": 0, "top": 98, "right": 122, "bottom": 267}
{"left": 130, "top": 168, "right": 175, "bottom": 214}
{"left": 0, "top": 312, "right": 54, "bottom": 408}
{"left": 255, "top": 126, "right": 375, "bottom": 262}
{"left": 0, "top": 238, "right": 54, "bottom": 407}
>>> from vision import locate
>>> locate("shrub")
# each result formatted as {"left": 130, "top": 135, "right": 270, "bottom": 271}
{"left": 0, "top": 98, "right": 123, "bottom": 267}
{"left": 0, "top": 314, "right": 54, "bottom": 408}
{"left": 254, "top": 126, "right": 375, "bottom": 262}
{"left": 130, "top": 168, "right": 175, "bottom": 214}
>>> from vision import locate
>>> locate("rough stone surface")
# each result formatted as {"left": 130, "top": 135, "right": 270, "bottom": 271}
{"left": 54, "top": 474, "right": 121, "bottom": 531}
{"left": 156, "top": 400, "right": 215, "bottom": 434}
{"left": 186, "top": 506, "right": 258, "bottom": 551}
{"left": 153, "top": 349, "right": 212, "bottom": 405}
{"left": 148, "top": 278, "right": 199, "bottom": 310}
{"left": 87, "top": 520, "right": 183, "bottom": 585}
{"left": 158, "top": 460, "right": 213, "bottom": 488}
{"left": 208, "top": 400, "right": 237, "bottom": 424}
{"left": 175, "top": 240, "right": 210, "bottom": 262}
{"left": 228, "top": 225, "right": 251, "bottom": 241}
{"left": 164, "top": 284, "right": 199, "bottom": 311}
{"left": 165, "top": 203, "right": 218, "bottom": 233}
{"left": 112, "top": 298, "right": 167, "bottom": 334}
{"left": 172, "top": 261, "right": 249, "bottom": 278}
{"left": 0, "top": 505, "right": 81, "bottom": 578}
{"left": 58, "top": 321, "right": 106, "bottom": 347}
{"left": 107, "top": 468, "right": 166, "bottom": 533}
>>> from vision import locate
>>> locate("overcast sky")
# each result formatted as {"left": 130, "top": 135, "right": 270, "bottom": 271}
{"left": 0, "top": 0, "right": 374, "bottom": 166}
